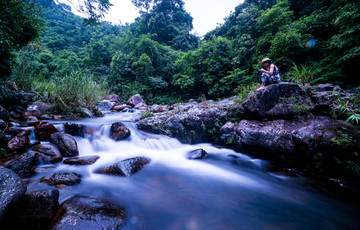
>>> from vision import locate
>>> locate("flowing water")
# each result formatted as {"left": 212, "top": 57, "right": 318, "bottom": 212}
{"left": 26, "top": 112, "right": 360, "bottom": 230}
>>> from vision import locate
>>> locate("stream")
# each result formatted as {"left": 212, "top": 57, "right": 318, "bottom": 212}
{"left": 25, "top": 111, "right": 360, "bottom": 230}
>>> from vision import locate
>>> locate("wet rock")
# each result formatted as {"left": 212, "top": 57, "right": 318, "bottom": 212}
{"left": 106, "top": 94, "right": 123, "bottom": 105}
{"left": 8, "top": 105, "right": 26, "bottom": 120}
{"left": 0, "top": 151, "right": 40, "bottom": 178}
{"left": 64, "top": 123, "right": 87, "bottom": 137}
{"left": 0, "top": 119, "right": 6, "bottom": 130}
{"left": 95, "top": 157, "right": 150, "bottom": 176}
{"left": 26, "top": 116, "right": 38, "bottom": 122}
{"left": 137, "top": 98, "right": 232, "bottom": 144}
{"left": 39, "top": 114, "right": 52, "bottom": 120}
{"left": 312, "top": 83, "right": 342, "bottom": 92}
{"left": 127, "top": 94, "right": 146, "bottom": 107}
{"left": 49, "top": 196, "right": 126, "bottom": 230}
{"left": 49, "top": 132, "right": 79, "bottom": 157}
{"left": 110, "top": 122, "right": 131, "bottom": 141}
{"left": 33, "top": 165, "right": 57, "bottom": 174}
{"left": 24, "top": 104, "right": 41, "bottom": 118}
{"left": 188, "top": 149, "right": 208, "bottom": 160}
{"left": 33, "top": 144, "right": 62, "bottom": 163}
{"left": 34, "top": 121, "right": 58, "bottom": 141}
{"left": 218, "top": 117, "right": 360, "bottom": 171}
{"left": 150, "top": 104, "right": 165, "bottom": 113}
{"left": 97, "top": 100, "right": 116, "bottom": 111}
{"left": 111, "top": 104, "right": 131, "bottom": 112}
{"left": 29, "top": 140, "right": 41, "bottom": 148}
{"left": 75, "top": 107, "right": 93, "bottom": 118}
{"left": 0, "top": 106, "right": 10, "bottom": 122}
{"left": 0, "top": 130, "right": 9, "bottom": 148}
{"left": 63, "top": 155, "right": 100, "bottom": 165}
{"left": 0, "top": 166, "right": 27, "bottom": 220}
{"left": 92, "top": 107, "right": 104, "bottom": 117}
{"left": 241, "top": 82, "right": 313, "bottom": 119}
{"left": 43, "top": 172, "right": 81, "bottom": 186}
{"left": 7, "top": 130, "right": 30, "bottom": 153}
{"left": 8, "top": 189, "right": 59, "bottom": 229}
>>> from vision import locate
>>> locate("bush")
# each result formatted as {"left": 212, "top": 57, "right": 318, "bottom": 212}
{"left": 288, "top": 62, "right": 315, "bottom": 85}
{"left": 51, "top": 71, "right": 107, "bottom": 114}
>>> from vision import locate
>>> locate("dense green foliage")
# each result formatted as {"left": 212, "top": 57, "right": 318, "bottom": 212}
{"left": 3, "top": 0, "right": 360, "bottom": 108}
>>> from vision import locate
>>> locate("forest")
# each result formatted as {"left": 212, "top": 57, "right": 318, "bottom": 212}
{"left": 1, "top": 0, "right": 360, "bottom": 110}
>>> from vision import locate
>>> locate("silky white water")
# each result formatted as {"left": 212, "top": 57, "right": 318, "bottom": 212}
{"left": 27, "top": 111, "right": 360, "bottom": 230}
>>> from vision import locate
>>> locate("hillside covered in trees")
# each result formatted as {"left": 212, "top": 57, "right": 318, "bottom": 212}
{"left": 1, "top": 0, "right": 360, "bottom": 107}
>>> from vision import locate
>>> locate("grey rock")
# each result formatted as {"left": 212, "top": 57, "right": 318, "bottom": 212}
{"left": 49, "top": 132, "right": 79, "bottom": 157}
{"left": 95, "top": 157, "right": 150, "bottom": 176}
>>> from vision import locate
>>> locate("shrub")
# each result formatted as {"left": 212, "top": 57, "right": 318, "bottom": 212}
{"left": 288, "top": 62, "right": 315, "bottom": 85}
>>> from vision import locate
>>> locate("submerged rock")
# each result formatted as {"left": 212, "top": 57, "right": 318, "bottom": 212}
{"left": 188, "top": 149, "right": 208, "bottom": 160}
{"left": 110, "top": 122, "right": 131, "bottom": 141}
{"left": 49, "top": 132, "right": 79, "bottom": 157}
{"left": 34, "top": 121, "right": 58, "bottom": 141}
{"left": 49, "top": 196, "right": 126, "bottom": 230}
{"left": 63, "top": 155, "right": 100, "bottom": 165}
{"left": 0, "top": 166, "right": 27, "bottom": 219}
{"left": 95, "top": 157, "right": 150, "bottom": 177}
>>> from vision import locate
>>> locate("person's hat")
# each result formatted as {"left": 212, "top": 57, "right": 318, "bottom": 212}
{"left": 261, "top": 58, "right": 271, "bottom": 63}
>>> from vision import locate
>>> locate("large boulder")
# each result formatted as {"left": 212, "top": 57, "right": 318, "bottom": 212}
{"left": 43, "top": 172, "right": 81, "bottom": 186}
{"left": 95, "top": 157, "right": 150, "bottom": 176}
{"left": 75, "top": 107, "right": 93, "bottom": 118}
{"left": 49, "top": 132, "right": 79, "bottom": 157}
{"left": 188, "top": 149, "right": 208, "bottom": 160}
{"left": 0, "top": 151, "right": 40, "bottom": 178}
{"left": 63, "top": 155, "right": 100, "bottom": 165}
{"left": 0, "top": 166, "right": 27, "bottom": 220}
{"left": 34, "top": 121, "right": 58, "bottom": 141}
{"left": 105, "top": 94, "right": 123, "bottom": 105}
{"left": 110, "top": 122, "right": 131, "bottom": 141}
{"left": 0, "top": 106, "right": 10, "bottom": 122}
{"left": 137, "top": 98, "right": 234, "bottom": 144}
{"left": 218, "top": 117, "right": 360, "bottom": 175}
{"left": 64, "top": 123, "right": 87, "bottom": 137}
{"left": 127, "top": 94, "right": 146, "bottom": 107}
{"left": 7, "top": 130, "right": 30, "bottom": 154}
{"left": 49, "top": 196, "right": 126, "bottom": 230}
{"left": 6, "top": 189, "right": 59, "bottom": 229}
{"left": 8, "top": 105, "right": 26, "bottom": 120}
{"left": 241, "top": 83, "right": 313, "bottom": 119}
{"left": 33, "top": 144, "right": 63, "bottom": 163}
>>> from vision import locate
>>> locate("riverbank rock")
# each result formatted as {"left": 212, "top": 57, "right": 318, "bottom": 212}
{"left": 127, "top": 94, "right": 146, "bottom": 107}
{"left": 7, "top": 130, "right": 30, "bottom": 154}
{"left": 75, "top": 107, "right": 93, "bottom": 118}
{"left": 63, "top": 155, "right": 100, "bottom": 165}
{"left": 188, "top": 149, "right": 208, "bottom": 160}
{"left": 0, "top": 151, "right": 40, "bottom": 178}
{"left": 218, "top": 117, "right": 360, "bottom": 174}
{"left": 110, "top": 122, "right": 131, "bottom": 141}
{"left": 8, "top": 105, "right": 26, "bottom": 120}
{"left": 34, "top": 121, "right": 58, "bottom": 141}
{"left": 150, "top": 104, "right": 165, "bottom": 113}
{"left": 49, "top": 196, "right": 126, "bottom": 230}
{"left": 241, "top": 82, "right": 313, "bottom": 119}
{"left": 25, "top": 104, "right": 41, "bottom": 118}
{"left": 0, "top": 166, "right": 27, "bottom": 220}
{"left": 49, "top": 132, "right": 79, "bottom": 157}
{"left": 111, "top": 104, "right": 131, "bottom": 112}
{"left": 0, "top": 106, "right": 10, "bottom": 122}
{"left": 95, "top": 157, "right": 150, "bottom": 176}
{"left": 64, "top": 123, "right": 87, "bottom": 137}
{"left": 106, "top": 94, "right": 123, "bottom": 105}
{"left": 137, "top": 98, "right": 235, "bottom": 144}
{"left": 33, "top": 144, "right": 63, "bottom": 163}
{"left": 7, "top": 189, "right": 59, "bottom": 229}
{"left": 42, "top": 172, "right": 81, "bottom": 186}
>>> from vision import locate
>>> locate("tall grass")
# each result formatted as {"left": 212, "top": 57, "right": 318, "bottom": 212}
{"left": 289, "top": 62, "right": 315, "bottom": 85}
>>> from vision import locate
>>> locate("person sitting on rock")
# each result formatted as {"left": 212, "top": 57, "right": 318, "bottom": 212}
{"left": 257, "top": 58, "right": 281, "bottom": 90}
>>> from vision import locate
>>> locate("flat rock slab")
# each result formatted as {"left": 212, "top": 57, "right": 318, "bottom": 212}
{"left": 0, "top": 166, "right": 27, "bottom": 219}
{"left": 50, "top": 196, "right": 126, "bottom": 230}
{"left": 95, "top": 157, "right": 150, "bottom": 177}
{"left": 63, "top": 155, "right": 100, "bottom": 165}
